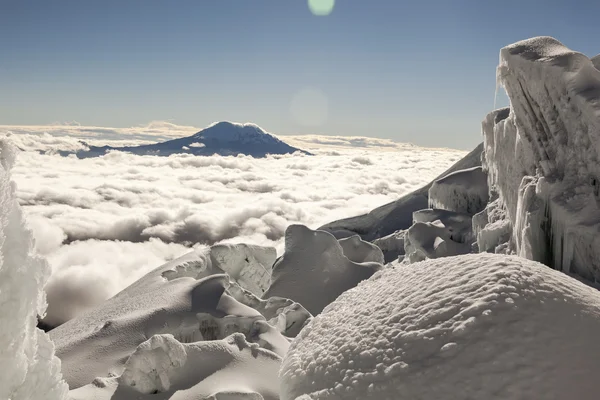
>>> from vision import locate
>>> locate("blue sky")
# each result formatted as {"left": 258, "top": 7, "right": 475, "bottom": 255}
{"left": 1, "top": 0, "right": 599, "bottom": 149}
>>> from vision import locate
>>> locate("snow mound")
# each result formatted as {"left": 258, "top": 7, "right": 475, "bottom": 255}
{"left": 281, "top": 253, "right": 600, "bottom": 400}
{"left": 263, "top": 225, "right": 383, "bottom": 315}
{"left": 428, "top": 166, "right": 489, "bottom": 215}
{"left": 482, "top": 36, "right": 600, "bottom": 282}
{"left": 0, "top": 140, "right": 68, "bottom": 400}
{"left": 338, "top": 235, "right": 384, "bottom": 264}
{"left": 70, "top": 333, "right": 281, "bottom": 400}
{"left": 50, "top": 244, "right": 288, "bottom": 389}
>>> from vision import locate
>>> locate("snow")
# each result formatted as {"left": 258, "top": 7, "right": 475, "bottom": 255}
{"left": 320, "top": 143, "right": 482, "bottom": 241}
{"left": 69, "top": 333, "right": 282, "bottom": 400}
{"left": 0, "top": 140, "right": 68, "bottom": 399}
{"left": 50, "top": 244, "right": 294, "bottom": 389}
{"left": 428, "top": 166, "right": 489, "bottom": 215}
{"left": 482, "top": 36, "right": 600, "bottom": 282}
{"left": 337, "top": 235, "right": 384, "bottom": 264}
{"left": 371, "top": 230, "right": 406, "bottom": 263}
{"left": 281, "top": 253, "right": 600, "bottom": 400}
{"left": 263, "top": 225, "right": 383, "bottom": 316}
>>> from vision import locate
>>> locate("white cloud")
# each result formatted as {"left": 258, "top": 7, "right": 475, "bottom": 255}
{"left": 4, "top": 125, "right": 466, "bottom": 325}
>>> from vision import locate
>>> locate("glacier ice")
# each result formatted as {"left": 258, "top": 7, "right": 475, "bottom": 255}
{"left": 0, "top": 140, "right": 68, "bottom": 400}
{"left": 281, "top": 254, "right": 600, "bottom": 400}
{"left": 482, "top": 36, "right": 600, "bottom": 282}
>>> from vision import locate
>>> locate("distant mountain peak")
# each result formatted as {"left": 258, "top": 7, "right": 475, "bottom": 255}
{"left": 71, "top": 121, "right": 310, "bottom": 158}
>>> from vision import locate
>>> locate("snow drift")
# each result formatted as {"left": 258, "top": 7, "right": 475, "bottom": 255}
{"left": 281, "top": 253, "right": 600, "bottom": 400}
{"left": 0, "top": 141, "right": 68, "bottom": 399}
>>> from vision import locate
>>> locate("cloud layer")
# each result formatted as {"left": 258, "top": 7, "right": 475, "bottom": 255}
{"left": 2, "top": 124, "right": 465, "bottom": 325}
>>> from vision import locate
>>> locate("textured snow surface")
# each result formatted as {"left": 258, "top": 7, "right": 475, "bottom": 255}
{"left": 281, "top": 253, "right": 600, "bottom": 400}
{"left": 51, "top": 243, "right": 301, "bottom": 390}
{"left": 263, "top": 225, "right": 383, "bottom": 315}
{"left": 0, "top": 141, "right": 68, "bottom": 399}
{"left": 483, "top": 36, "right": 600, "bottom": 282}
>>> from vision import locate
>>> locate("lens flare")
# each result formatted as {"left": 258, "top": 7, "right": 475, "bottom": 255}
{"left": 308, "top": 0, "right": 335, "bottom": 16}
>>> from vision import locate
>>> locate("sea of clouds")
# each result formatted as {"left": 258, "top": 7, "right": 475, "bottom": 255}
{"left": 1, "top": 123, "right": 466, "bottom": 326}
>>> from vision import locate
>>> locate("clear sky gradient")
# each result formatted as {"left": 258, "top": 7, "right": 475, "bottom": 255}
{"left": 1, "top": 0, "right": 599, "bottom": 149}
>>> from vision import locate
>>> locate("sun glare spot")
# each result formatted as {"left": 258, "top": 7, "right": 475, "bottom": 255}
{"left": 308, "top": 0, "right": 335, "bottom": 16}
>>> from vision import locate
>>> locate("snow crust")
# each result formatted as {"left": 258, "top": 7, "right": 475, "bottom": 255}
{"left": 281, "top": 253, "right": 600, "bottom": 400}
{"left": 263, "top": 225, "right": 383, "bottom": 315}
{"left": 0, "top": 140, "right": 68, "bottom": 399}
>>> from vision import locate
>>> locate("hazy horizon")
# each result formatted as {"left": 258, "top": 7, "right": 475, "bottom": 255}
{"left": 3, "top": 0, "right": 600, "bottom": 150}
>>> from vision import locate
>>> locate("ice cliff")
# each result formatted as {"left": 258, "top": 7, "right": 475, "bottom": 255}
{"left": 480, "top": 36, "right": 600, "bottom": 283}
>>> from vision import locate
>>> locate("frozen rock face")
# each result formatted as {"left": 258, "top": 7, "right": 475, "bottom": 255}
{"left": 0, "top": 141, "right": 68, "bottom": 400}
{"left": 50, "top": 244, "right": 290, "bottom": 390}
{"left": 281, "top": 254, "right": 600, "bottom": 400}
{"left": 263, "top": 225, "right": 383, "bottom": 316}
{"left": 429, "top": 166, "right": 489, "bottom": 215}
{"left": 482, "top": 36, "right": 600, "bottom": 282}
{"left": 70, "top": 333, "right": 281, "bottom": 400}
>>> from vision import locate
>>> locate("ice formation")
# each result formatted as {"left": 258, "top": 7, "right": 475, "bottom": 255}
{"left": 428, "top": 166, "right": 489, "bottom": 215}
{"left": 281, "top": 253, "right": 600, "bottom": 400}
{"left": 0, "top": 141, "right": 68, "bottom": 399}
{"left": 50, "top": 244, "right": 304, "bottom": 390}
{"left": 263, "top": 225, "right": 383, "bottom": 316}
{"left": 481, "top": 36, "right": 600, "bottom": 282}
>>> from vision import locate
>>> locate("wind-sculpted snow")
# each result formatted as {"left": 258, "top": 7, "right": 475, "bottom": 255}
{"left": 281, "top": 254, "right": 600, "bottom": 400}
{"left": 69, "top": 333, "right": 281, "bottom": 400}
{"left": 482, "top": 37, "right": 600, "bottom": 282}
{"left": 264, "top": 225, "right": 383, "bottom": 316}
{"left": 50, "top": 244, "right": 292, "bottom": 389}
{"left": 337, "top": 235, "right": 384, "bottom": 264}
{"left": 0, "top": 141, "right": 68, "bottom": 399}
